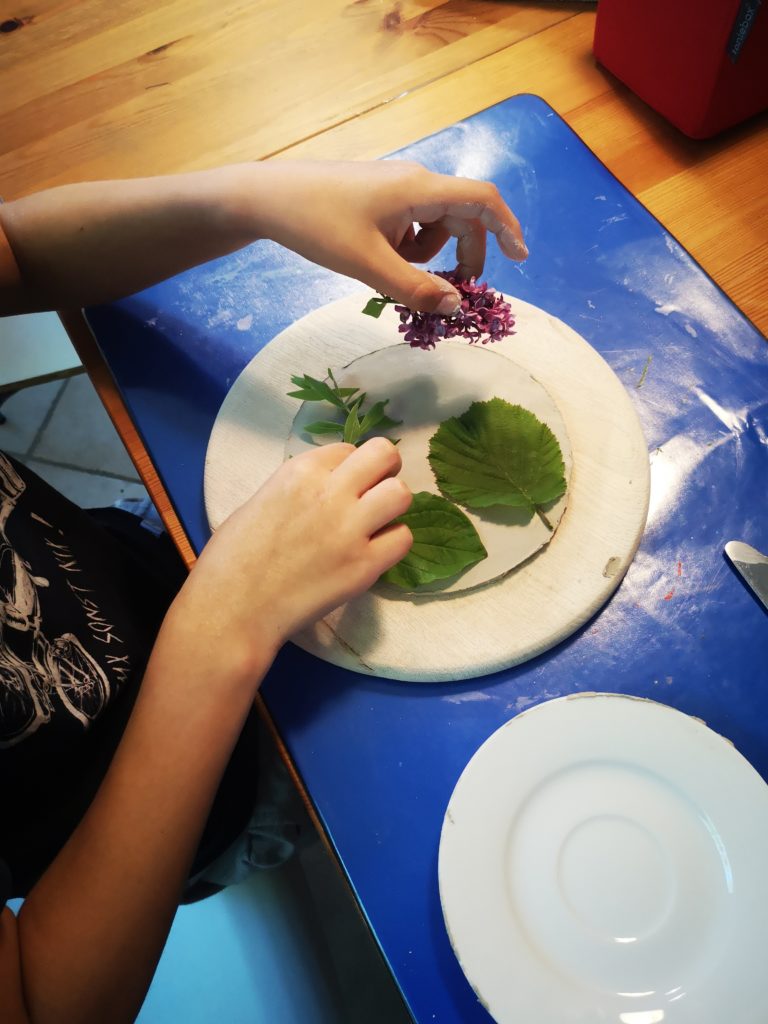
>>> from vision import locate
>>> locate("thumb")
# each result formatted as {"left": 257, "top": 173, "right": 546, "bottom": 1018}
{"left": 365, "top": 241, "right": 461, "bottom": 315}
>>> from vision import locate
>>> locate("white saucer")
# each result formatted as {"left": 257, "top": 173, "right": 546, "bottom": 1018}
{"left": 438, "top": 694, "right": 768, "bottom": 1023}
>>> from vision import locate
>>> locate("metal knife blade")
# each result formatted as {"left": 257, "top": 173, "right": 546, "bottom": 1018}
{"left": 725, "top": 541, "right": 768, "bottom": 612}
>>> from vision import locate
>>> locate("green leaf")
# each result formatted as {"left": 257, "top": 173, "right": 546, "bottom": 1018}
{"left": 428, "top": 398, "right": 566, "bottom": 515}
{"left": 380, "top": 491, "right": 487, "bottom": 589}
{"left": 289, "top": 369, "right": 399, "bottom": 447}
{"left": 361, "top": 296, "right": 395, "bottom": 318}
{"left": 287, "top": 388, "right": 319, "bottom": 400}
{"left": 342, "top": 399, "right": 364, "bottom": 445}
{"left": 375, "top": 415, "right": 401, "bottom": 433}
{"left": 326, "top": 368, "right": 360, "bottom": 403}
{"left": 362, "top": 297, "right": 385, "bottom": 318}
{"left": 357, "top": 399, "right": 402, "bottom": 438}
{"left": 288, "top": 374, "right": 348, "bottom": 410}
{"left": 303, "top": 420, "right": 345, "bottom": 436}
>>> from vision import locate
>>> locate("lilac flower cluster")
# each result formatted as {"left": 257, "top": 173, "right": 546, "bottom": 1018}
{"left": 395, "top": 272, "right": 516, "bottom": 350}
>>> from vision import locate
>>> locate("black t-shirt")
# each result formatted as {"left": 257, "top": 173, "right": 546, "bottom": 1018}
{"left": 0, "top": 452, "right": 259, "bottom": 906}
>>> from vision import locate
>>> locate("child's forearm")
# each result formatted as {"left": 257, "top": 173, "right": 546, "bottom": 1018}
{"left": 0, "top": 160, "right": 526, "bottom": 318}
{"left": 11, "top": 596, "right": 275, "bottom": 1024}
{"left": 0, "top": 164, "right": 266, "bottom": 314}
{"left": 2, "top": 435, "right": 412, "bottom": 1024}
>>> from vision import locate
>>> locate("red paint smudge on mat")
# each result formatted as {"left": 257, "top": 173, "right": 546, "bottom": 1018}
{"left": 664, "top": 589, "right": 675, "bottom": 601}
{"left": 677, "top": 561, "right": 682, "bottom": 577}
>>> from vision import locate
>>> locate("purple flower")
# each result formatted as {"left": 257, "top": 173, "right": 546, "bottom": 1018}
{"left": 394, "top": 272, "right": 516, "bottom": 350}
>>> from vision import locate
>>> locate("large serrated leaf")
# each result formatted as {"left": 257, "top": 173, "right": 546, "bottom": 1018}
{"left": 428, "top": 398, "right": 566, "bottom": 515}
{"left": 380, "top": 491, "right": 487, "bottom": 589}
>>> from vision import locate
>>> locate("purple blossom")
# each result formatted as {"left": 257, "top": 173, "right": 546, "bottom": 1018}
{"left": 394, "top": 272, "right": 516, "bottom": 350}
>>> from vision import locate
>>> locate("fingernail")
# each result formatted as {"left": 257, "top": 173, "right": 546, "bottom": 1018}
{"left": 501, "top": 226, "right": 528, "bottom": 260}
{"left": 436, "top": 291, "right": 461, "bottom": 316}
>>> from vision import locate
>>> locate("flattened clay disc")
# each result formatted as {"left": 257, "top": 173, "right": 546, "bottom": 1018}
{"left": 285, "top": 342, "right": 572, "bottom": 594}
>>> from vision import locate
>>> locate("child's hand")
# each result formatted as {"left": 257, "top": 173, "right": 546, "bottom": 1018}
{"left": 237, "top": 159, "right": 527, "bottom": 316}
{"left": 177, "top": 438, "right": 412, "bottom": 671}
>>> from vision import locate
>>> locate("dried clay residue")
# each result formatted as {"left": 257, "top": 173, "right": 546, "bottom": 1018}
{"left": 603, "top": 556, "right": 621, "bottom": 579}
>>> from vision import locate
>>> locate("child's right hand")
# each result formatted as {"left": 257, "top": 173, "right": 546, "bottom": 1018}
{"left": 175, "top": 437, "right": 412, "bottom": 676}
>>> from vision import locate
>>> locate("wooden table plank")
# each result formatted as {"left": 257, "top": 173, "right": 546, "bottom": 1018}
{"left": 0, "top": 0, "right": 579, "bottom": 193}
{"left": 279, "top": 15, "right": 608, "bottom": 159}
{"left": 4, "top": 3, "right": 766, "bottom": 531}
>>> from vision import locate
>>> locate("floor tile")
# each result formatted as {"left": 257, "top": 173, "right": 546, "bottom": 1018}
{"left": 25, "top": 460, "right": 148, "bottom": 508}
{"left": 32, "top": 374, "right": 140, "bottom": 479}
{"left": 0, "top": 311, "right": 81, "bottom": 389}
{"left": 138, "top": 858, "right": 345, "bottom": 1024}
{"left": 137, "top": 833, "right": 410, "bottom": 1024}
{"left": 0, "top": 379, "right": 66, "bottom": 457}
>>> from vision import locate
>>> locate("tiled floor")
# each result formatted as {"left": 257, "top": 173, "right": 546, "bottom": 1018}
{"left": 1, "top": 373, "right": 412, "bottom": 1023}
{"left": 1, "top": 373, "right": 148, "bottom": 505}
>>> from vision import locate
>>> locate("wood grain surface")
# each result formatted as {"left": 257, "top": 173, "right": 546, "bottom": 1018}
{"left": 2, "top": 0, "right": 766, "bottom": 541}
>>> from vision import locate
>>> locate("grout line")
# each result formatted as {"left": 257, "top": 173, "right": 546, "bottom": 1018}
{"left": 26, "top": 455, "right": 143, "bottom": 484}
{"left": 24, "top": 376, "right": 142, "bottom": 483}
{"left": 26, "top": 378, "right": 68, "bottom": 459}
{"left": 0, "top": 366, "right": 84, "bottom": 395}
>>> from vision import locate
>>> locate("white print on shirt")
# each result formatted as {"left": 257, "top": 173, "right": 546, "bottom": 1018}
{"left": 44, "top": 537, "right": 125, "bottom": 648}
{"left": 0, "top": 454, "right": 127, "bottom": 748}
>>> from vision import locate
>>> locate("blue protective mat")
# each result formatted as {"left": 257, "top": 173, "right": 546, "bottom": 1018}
{"left": 87, "top": 95, "right": 768, "bottom": 1024}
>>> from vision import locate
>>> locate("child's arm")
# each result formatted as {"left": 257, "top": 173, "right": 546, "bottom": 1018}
{"left": 1, "top": 437, "right": 412, "bottom": 1024}
{"left": 0, "top": 160, "right": 526, "bottom": 317}
{"left": 0, "top": 159, "right": 523, "bottom": 1021}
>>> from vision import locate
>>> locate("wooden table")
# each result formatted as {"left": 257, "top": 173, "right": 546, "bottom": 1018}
{"left": 2, "top": 0, "right": 765, "bottom": 549}
{"left": 3, "top": 3, "right": 767, "bottom": 1019}
{"left": 2, "top": 1, "right": 765, "bottom": 551}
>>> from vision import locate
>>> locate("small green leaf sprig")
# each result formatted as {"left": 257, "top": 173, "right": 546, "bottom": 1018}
{"left": 361, "top": 295, "right": 397, "bottom": 319}
{"left": 288, "top": 368, "right": 401, "bottom": 446}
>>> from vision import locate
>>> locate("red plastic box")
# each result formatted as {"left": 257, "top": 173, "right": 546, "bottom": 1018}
{"left": 593, "top": 0, "right": 768, "bottom": 138}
